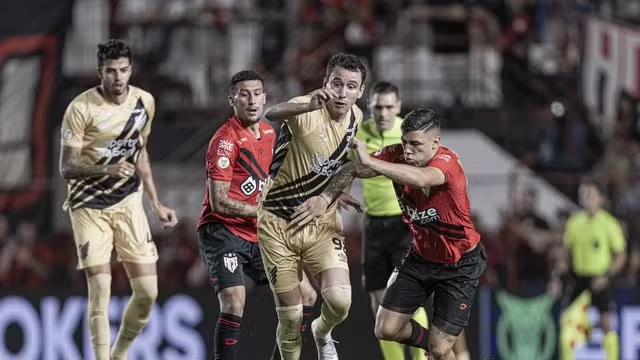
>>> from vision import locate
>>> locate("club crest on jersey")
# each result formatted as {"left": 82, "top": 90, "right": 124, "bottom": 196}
{"left": 223, "top": 253, "right": 238, "bottom": 273}
{"left": 63, "top": 129, "right": 73, "bottom": 140}
{"left": 421, "top": 186, "right": 431, "bottom": 196}
{"left": 218, "top": 157, "right": 230, "bottom": 169}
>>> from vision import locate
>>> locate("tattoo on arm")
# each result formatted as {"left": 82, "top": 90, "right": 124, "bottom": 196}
{"left": 210, "top": 179, "right": 258, "bottom": 218}
{"left": 59, "top": 146, "right": 107, "bottom": 180}
{"left": 322, "top": 162, "right": 379, "bottom": 201}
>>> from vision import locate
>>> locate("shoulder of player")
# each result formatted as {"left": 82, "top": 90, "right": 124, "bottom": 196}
{"left": 65, "top": 88, "right": 98, "bottom": 118}
{"left": 129, "top": 86, "right": 155, "bottom": 105}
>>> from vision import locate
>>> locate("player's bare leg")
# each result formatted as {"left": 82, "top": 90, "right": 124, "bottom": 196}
{"left": 375, "top": 307, "right": 430, "bottom": 355}
{"left": 311, "top": 267, "right": 351, "bottom": 360}
{"left": 85, "top": 264, "right": 112, "bottom": 360}
{"left": 453, "top": 330, "right": 470, "bottom": 360}
{"left": 216, "top": 285, "right": 246, "bottom": 359}
{"left": 111, "top": 262, "right": 158, "bottom": 360}
{"left": 271, "top": 271, "right": 317, "bottom": 360}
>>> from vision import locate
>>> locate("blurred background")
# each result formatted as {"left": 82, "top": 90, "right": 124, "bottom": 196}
{"left": 2, "top": 0, "right": 640, "bottom": 359}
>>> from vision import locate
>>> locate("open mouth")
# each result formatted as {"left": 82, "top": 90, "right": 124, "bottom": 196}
{"left": 247, "top": 108, "right": 259, "bottom": 115}
{"left": 333, "top": 101, "right": 347, "bottom": 107}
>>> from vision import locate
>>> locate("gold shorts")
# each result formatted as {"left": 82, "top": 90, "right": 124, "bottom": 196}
{"left": 68, "top": 191, "right": 157, "bottom": 269}
{"left": 257, "top": 207, "right": 349, "bottom": 293}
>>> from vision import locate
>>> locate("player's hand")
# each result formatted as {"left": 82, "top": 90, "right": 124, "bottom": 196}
{"left": 591, "top": 275, "right": 609, "bottom": 292}
{"left": 106, "top": 162, "right": 136, "bottom": 178}
{"left": 306, "top": 88, "right": 339, "bottom": 112}
{"left": 349, "top": 138, "right": 371, "bottom": 166}
{"left": 291, "top": 195, "right": 331, "bottom": 226}
{"left": 337, "top": 192, "right": 363, "bottom": 213}
{"left": 154, "top": 203, "right": 179, "bottom": 229}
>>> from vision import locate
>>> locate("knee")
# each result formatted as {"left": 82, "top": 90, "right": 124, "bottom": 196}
{"left": 321, "top": 286, "right": 351, "bottom": 318}
{"left": 131, "top": 275, "right": 158, "bottom": 307}
{"left": 429, "top": 338, "right": 454, "bottom": 359}
{"left": 374, "top": 317, "right": 402, "bottom": 341}
{"left": 218, "top": 289, "right": 246, "bottom": 316}
{"left": 87, "top": 273, "right": 112, "bottom": 313}
{"left": 276, "top": 304, "right": 303, "bottom": 332}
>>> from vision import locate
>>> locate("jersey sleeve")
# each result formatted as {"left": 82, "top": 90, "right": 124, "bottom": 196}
{"left": 140, "top": 92, "right": 155, "bottom": 138}
{"left": 206, "top": 129, "right": 238, "bottom": 182}
{"left": 60, "top": 101, "right": 86, "bottom": 148}
{"left": 608, "top": 217, "right": 626, "bottom": 253}
{"left": 283, "top": 95, "right": 319, "bottom": 135}
{"left": 427, "top": 152, "right": 458, "bottom": 182}
{"left": 371, "top": 144, "right": 403, "bottom": 163}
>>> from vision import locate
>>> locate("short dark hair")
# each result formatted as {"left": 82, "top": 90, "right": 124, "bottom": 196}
{"left": 229, "top": 70, "right": 264, "bottom": 95}
{"left": 325, "top": 53, "right": 366, "bottom": 84}
{"left": 371, "top": 81, "right": 399, "bottom": 98}
{"left": 401, "top": 109, "right": 442, "bottom": 133}
{"left": 97, "top": 39, "right": 131, "bottom": 67}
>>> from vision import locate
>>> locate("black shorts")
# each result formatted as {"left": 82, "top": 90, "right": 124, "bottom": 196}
{"left": 196, "top": 222, "right": 268, "bottom": 293}
{"left": 362, "top": 215, "right": 412, "bottom": 291}
{"left": 564, "top": 273, "right": 614, "bottom": 312}
{"left": 381, "top": 243, "right": 487, "bottom": 336}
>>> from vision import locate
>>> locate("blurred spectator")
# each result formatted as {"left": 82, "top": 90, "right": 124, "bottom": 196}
{"left": 503, "top": 187, "right": 553, "bottom": 293}
{"left": 6, "top": 222, "right": 51, "bottom": 290}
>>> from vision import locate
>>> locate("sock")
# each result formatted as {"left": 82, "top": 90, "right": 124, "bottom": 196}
{"left": 380, "top": 340, "right": 405, "bottom": 359}
{"left": 399, "top": 319, "right": 429, "bottom": 350}
{"left": 214, "top": 313, "right": 242, "bottom": 360}
{"left": 87, "top": 273, "right": 112, "bottom": 360}
{"left": 271, "top": 305, "right": 313, "bottom": 360}
{"left": 410, "top": 308, "right": 429, "bottom": 359}
{"left": 276, "top": 304, "right": 303, "bottom": 360}
{"left": 603, "top": 331, "right": 619, "bottom": 360}
{"left": 111, "top": 275, "right": 158, "bottom": 360}
{"left": 313, "top": 286, "right": 351, "bottom": 339}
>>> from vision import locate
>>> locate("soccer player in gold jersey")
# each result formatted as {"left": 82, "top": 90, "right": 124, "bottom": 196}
{"left": 258, "top": 53, "right": 365, "bottom": 360}
{"left": 59, "top": 39, "right": 178, "bottom": 360}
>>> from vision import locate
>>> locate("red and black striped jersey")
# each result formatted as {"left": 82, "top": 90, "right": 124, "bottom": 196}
{"left": 198, "top": 116, "right": 275, "bottom": 242}
{"left": 372, "top": 145, "right": 481, "bottom": 263}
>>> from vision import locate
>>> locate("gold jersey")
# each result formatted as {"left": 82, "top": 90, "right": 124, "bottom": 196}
{"left": 60, "top": 86, "right": 155, "bottom": 210}
{"left": 262, "top": 95, "right": 363, "bottom": 221}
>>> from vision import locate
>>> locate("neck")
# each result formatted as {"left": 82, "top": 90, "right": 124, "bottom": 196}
{"left": 328, "top": 107, "right": 349, "bottom": 123}
{"left": 242, "top": 119, "right": 261, "bottom": 137}
{"left": 100, "top": 85, "right": 128, "bottom": 105}
{"left": 586, "top": 208, "right": 600, "bottom": 216}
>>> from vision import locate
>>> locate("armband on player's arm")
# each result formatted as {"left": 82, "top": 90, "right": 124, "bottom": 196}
{"left": 59, "top": 146, "right": 109, "bottom": 180}
{"left": 209, "top": 179, "right": 258, "bottom": 218}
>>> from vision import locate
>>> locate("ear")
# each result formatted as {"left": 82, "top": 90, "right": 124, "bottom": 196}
{"left": 357, "top": 84, "right": 365, "bottom": 99}
{"left": 96, "top": 67, "right": 102, "bottom": 80}
{"left": 228, "top": 94, "right": 234, "bottom": 107}
{"left": 396, "top": 100, "right": 402, "bottom": 112}
{"left": 432, "top": 135, "right": 441, "bottom": 149}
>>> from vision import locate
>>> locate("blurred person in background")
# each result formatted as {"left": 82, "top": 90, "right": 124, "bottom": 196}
{"left": 551, "top": 178, "right": 627, "bottom": 360}
{"left": 195, "top": 70, "right": 317, "bottom": 360}
{"left": 351, "top": 81, "right": 430, "bottom": 360}
{"left": 58, "top": 39, "right": 178, "bottom": 360}
{"left": 294, "top": 109, "right": 486, "bottom": 360}
{"left": 261, "top": 53, "right": 365, "bottom": 360}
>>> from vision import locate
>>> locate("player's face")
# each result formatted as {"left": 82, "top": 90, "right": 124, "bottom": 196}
{"left": 578, "top": 184, "right": 603, "bottom": 211}
{"left": 324, "top": 66, "right": 364, "bottom": 117}
{"left": 370, "top": 92, "right": 401, "bottom": 132}
{"left": 401, "top": 130, "right": 440, "bottom": 166}
{"left": 98, "top": 57, "right": 132, "bottom": 96}
{"left": 229, "top": 80, "right": 266, "bottom": 125}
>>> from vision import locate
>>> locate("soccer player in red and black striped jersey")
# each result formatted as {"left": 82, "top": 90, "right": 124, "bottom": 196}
{"left": 292, "top": 109, "right": 486, "bottom": 360}
{"left": 196, "top": 70, "right": 317, "bottom": 360}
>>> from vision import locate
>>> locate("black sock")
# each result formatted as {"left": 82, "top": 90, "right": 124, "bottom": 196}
{"left": 399, "top": 319, "right": 429, "bottom": 350}
{"left": 271, "top": 305, "right": 315, "bottom": 360}
{"left": 215, "top": 313, "right": 242, "bottom": 360}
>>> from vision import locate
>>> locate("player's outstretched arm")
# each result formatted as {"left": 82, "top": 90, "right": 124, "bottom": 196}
{"left": 365, "top": 158, "right": 445, "bottom": 188}
{"left": 291, "top": 162, "right": 374, "bottom": 226}
{"left": 209, "top": 179, "right": 257, "bottom": 218}
{"left": 59, "top": 146, "right": 134, "bottom": 180}
{"left": 137, "top": 144, "right": 178, "bottom": 228}
{"left": 264, "top": 88, "right": 338, "bottom": 121}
